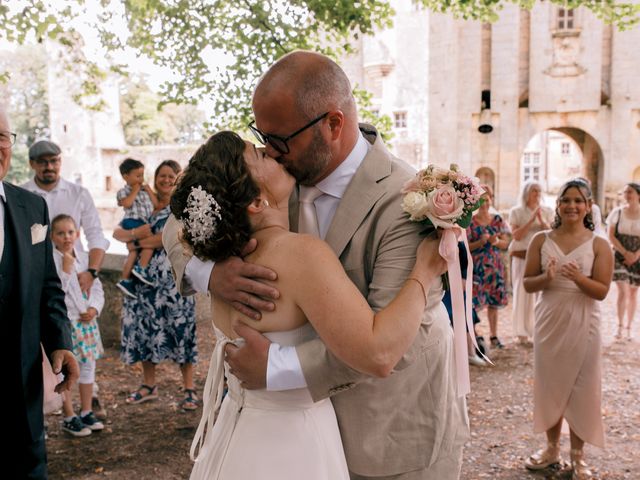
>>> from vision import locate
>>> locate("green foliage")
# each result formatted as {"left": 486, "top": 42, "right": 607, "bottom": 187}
{"left": 100, "top": 0, "right": 395, "bottom": 131}
{"left": 120, "top": 78, "right": 205, "bottom": 145}
{"left": 353, "top": 86, "right": 395, "bottom": 143}
{"left": 0, "top": 44, "right": 50, "bottom": 184}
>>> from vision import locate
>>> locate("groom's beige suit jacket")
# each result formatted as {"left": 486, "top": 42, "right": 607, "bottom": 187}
{"left": 163, "top": 125, "right": 468, "bottom": 477}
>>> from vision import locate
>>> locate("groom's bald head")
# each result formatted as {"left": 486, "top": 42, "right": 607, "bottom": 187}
{"left": 254, "top": 51, "right": 357, "bottom": 123}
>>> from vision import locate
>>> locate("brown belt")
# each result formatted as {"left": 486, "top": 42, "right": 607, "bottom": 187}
{"left": 511, "top": 250, "right": 527, "bottom": 259}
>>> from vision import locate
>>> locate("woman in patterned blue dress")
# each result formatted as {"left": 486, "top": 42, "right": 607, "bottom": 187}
{"left": 467, "top": 185, "right": 510, "bottom": 349}
{"left": 114, "top": 160, "right": 199, "bottom": 410}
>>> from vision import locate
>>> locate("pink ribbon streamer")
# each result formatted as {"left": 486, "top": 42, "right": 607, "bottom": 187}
{"left": 439, "top": 228, "right": 479, "bottom": 397}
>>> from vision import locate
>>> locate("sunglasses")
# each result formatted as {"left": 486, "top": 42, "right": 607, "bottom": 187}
{"left": 248, "top": 112, "right": 329, "bottom": 154}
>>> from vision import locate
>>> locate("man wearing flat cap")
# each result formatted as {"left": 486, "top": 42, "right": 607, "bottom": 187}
{"left": 22, "top": 139, "right": 110, "bottom": 295}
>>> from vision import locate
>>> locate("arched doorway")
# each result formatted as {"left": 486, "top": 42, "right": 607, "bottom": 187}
{"left": 475, "top": 167, "right": 496, "bottom": 193}
{"left": 519, "top": 128, "right": 604, "bottom": 207}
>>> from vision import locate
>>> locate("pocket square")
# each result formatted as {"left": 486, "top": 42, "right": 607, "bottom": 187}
{"left": 31, "top": 223, "right": 48, "bottom": 244}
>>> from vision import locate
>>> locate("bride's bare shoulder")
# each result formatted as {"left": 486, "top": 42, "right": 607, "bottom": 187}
{"left": 273, "top": 232, "right": 336, "bottom": 263}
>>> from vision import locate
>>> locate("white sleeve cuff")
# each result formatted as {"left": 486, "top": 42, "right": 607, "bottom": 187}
{"left": 266, "top": 343, "right": 307, "bottom": 391}
{"left": 185, "top": 256, "right": 215, "bottom": 294}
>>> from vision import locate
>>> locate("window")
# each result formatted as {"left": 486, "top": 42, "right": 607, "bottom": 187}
{"left": 523, "top": 152, "right": 541, "bottom": 182}
{"left": 561, "top": 142, "right": 571, "bottom": 155}
{"left": 394, "top": 112, "right": 407, "bottom": 129}
{"left": 557, "top": 8, "right": 574, "bottom": 30}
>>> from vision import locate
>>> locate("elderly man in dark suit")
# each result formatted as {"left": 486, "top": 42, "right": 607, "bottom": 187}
{"left": 1, "top": 106, "right": 78, "bottom": 479}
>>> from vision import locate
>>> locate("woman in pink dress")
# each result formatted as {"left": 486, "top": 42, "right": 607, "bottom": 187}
{"left": 522, "top": 180, "right": 613, "bottom": 479}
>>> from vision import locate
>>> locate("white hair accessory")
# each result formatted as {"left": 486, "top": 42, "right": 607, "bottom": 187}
{"left": 183, "top": 185, "right": 222, "bottom": 245}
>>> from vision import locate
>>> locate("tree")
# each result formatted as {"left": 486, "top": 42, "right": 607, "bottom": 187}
{"left": 0, "top": 44, "right": 50, "bottom": 184}
{"left": 0, "top": 0, "right": 637, "bottom": 136}
{"left": 120, "top": 77, "right": 206, "bottom": 145}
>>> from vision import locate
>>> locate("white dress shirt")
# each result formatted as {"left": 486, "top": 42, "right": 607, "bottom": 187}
{"left": 184, "top": 133, "right": 371, "bottom": 390}
{"left": 0, "top": 182, "right": 6, "bottom": 261}
{"left": 22, "top": 177, "right": 110, "bottom": 253}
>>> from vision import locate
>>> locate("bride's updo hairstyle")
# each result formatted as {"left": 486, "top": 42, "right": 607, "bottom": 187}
{"left": 170, "top": 131, "right": 260, "bottom": 262}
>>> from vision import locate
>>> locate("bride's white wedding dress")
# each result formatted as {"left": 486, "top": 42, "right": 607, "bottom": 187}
{"left": 190, "top": 323, "right": 350, "bottom": 480}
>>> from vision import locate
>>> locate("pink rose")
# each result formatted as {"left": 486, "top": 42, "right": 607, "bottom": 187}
{"left": 425, "top": 185, "right": 465, "bottom": 228}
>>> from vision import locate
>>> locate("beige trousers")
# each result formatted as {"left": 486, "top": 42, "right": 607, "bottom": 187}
{"left": 349, "top": 443, "right": 464, "bottom": 480}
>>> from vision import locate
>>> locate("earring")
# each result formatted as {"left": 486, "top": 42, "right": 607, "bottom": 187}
{"left": 263, "top": 199, "right": 270, "bottom": 208}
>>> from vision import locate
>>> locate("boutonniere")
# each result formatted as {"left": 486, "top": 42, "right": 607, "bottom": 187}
{"left": 31, "top": 223, "right": 48, "bottom": 245}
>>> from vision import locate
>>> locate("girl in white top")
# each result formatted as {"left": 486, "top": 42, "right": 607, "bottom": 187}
{"left": 508, "top": 181, "right": 554, "bottom": 344}
{"left": 51, "top": 215, "right": 105, "bottom": 437}
{"left": 606, "top": 183, "right": 640, "bottom": 339}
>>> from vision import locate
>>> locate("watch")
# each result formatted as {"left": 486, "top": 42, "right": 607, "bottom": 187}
{"left": 88, "top": 268, "right": 99, "bottom": 279}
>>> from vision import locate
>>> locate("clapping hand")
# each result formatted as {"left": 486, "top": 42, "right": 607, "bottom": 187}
{"left": 560, "top": 260, "right": 582, "bottom": 281}
{"left": 480, "top": 233, "right": 490, "bottom": 244}
{"left": 623, "top": 250, "right": 638, "bottom": 267}
{"left": 546, "top": 257, "right": 557, "bottom": 281}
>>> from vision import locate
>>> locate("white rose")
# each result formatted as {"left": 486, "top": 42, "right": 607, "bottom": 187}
{"left": 402, "top": 191, "right": 429, "bottom": 221}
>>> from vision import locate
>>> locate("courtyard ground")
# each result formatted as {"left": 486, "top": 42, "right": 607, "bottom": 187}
{"left": 46, "top": 291, "right": 639, "bottom": 479}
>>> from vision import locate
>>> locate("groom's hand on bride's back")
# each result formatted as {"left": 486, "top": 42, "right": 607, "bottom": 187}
{"left": 225, "top": 322, "right": 270, "bottom": 389}
{"left": 209, "top": 238, "right": 281, "bottom": 321}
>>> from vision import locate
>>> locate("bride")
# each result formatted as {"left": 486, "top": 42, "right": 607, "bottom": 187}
{"left": 170, "top": 131, "right": 447, "bottom": 480}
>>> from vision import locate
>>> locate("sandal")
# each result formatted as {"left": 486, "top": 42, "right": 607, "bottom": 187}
{"left": 490, "top": 336, "right": 504, "bottom": 349}
{"left": 180, "top": 389, "right": 199, "bottom": 411}
{"left": 524, "top": 442, "right": 562, "bottom": 471}
{"left": 570, "top": 449, "right": 593, "bottom": 479}
{"left": 126, "top": 384, "right": 158, "bottom": 404}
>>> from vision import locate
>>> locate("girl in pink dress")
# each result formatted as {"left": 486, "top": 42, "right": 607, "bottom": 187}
{"left": 522, "top": 180, "right": 613, "bottom": 479}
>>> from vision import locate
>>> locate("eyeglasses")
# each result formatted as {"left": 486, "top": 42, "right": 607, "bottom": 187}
{"left": 0, "top": 131, "right": 16, "bottom": 148}
{"left": 248, "top": 112, "right": 329, "bottom": 154}
{"left": 32, "top": 156, "right": 61, "bottom": 167}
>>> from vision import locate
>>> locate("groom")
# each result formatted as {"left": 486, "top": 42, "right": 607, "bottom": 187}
{"left": 1, "top": 106, "right": 78, "bottom": 479}
{"left": 163, "top": 52, "right": 468, "bottom": 479}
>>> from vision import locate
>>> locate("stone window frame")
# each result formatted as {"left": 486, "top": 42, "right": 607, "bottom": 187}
{"left": 522, "top": 151, "right": 542, "bottom": 183}
{"left": 393, "top": 111, "right": 408, "bottom": 129}
{"left": 551, "top": 6, "right": 581, "bottom": 36}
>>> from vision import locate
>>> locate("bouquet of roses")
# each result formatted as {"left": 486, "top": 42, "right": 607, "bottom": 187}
{"left": 401, "top": 163, "right": 484, "bottom": 230}
{"left": 401, "top": 164, "right": 486, "bottom": 396}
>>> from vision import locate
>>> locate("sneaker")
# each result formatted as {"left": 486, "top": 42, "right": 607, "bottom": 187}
{"left": 80, "top": 411, "right": 104, "bottom": 431}
{"left": 92, "top": 396, "right": 107, "bottom": 421}
{"left": 62, "top": 416, "right": 92, "bottom": 437}
{"left": 116, "top": 279, "right": 137, "bottom": 298}
{"left": 468, "top": 354, "right": 488, "bottom": 367}
{"left": 132, "top": 265, "right": 154, "bottom": 286}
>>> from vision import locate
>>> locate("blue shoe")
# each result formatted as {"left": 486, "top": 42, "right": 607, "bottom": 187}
{"left": 132, "top": 265, "right": 154, "bottom": 286}
{"left": 116, "top": 279, "right": 137, "bottom": 298}
{"left": 80, "top": 411, "right": 104, "bottom": 431}
{"left": 62, "top": 416, "right": 91, "bottom": 437}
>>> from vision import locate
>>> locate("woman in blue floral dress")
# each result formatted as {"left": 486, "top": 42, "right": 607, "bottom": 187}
{"left": 467, "top": 185, "right": 511, "bottom": 349}
{"left": 114, "top": 160, "right": 199, "bottom": 411}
